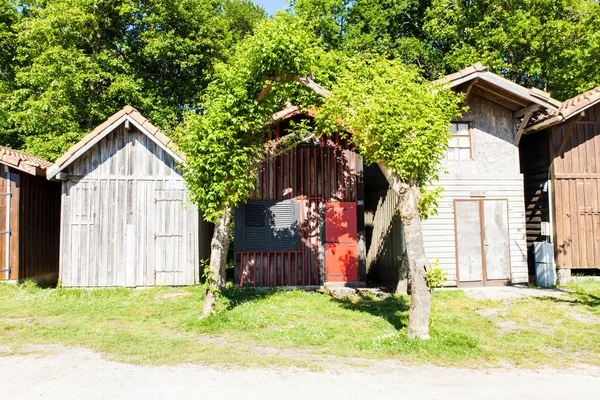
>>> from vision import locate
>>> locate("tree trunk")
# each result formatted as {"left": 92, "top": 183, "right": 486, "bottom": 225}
{"left": 200, "top": 206, "right": 232, "bottom": 319}
{"left": 377, "top": 163, "right": 431, "bottom": 340}
{"left": 400, "top": 183, "right": 431, "bottom": 340}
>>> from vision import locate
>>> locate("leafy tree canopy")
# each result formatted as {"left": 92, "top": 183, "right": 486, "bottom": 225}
{"left": 0, "top": 0, "right": 265, "bottom": 160}
{"left": 293, "top": 0, "right": 600, "bottom": 100}
{"left": 177, "top": 13, "right": 462, "bottom": 222}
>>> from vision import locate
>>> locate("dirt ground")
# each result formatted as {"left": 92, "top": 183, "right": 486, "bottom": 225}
{"left": 1, "top": 346, "right": 599, "bottom": 400}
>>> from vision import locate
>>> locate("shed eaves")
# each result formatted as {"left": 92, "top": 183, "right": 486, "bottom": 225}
{"left": 0, "top": 145, "right": 53, "bottom": 176}
{"left": 559, "top": 86, "right": 600, "bottom": 120}
{"left": 433, "top": 63, "right": 561, "bottom": 110}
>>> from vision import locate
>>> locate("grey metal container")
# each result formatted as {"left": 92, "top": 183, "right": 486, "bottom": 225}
{"left": 533, "top": 242, "right": 556, "bottom": 288}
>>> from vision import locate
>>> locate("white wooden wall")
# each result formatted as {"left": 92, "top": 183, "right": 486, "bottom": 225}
{"left": 422, "top": 178, "right": 528, "bottom": 285}
{"left": 59, "top": 125, "right": 199, "bottom": 287}
{"left": 422, "top": 94, "right": 528, "bottom": 286}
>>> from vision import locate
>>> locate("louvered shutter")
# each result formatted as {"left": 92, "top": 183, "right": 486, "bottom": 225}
{"left": 234, "top": 200, "right": 300, "bottom": 252}
{"left": 268, "top": 200, "right": 300, "bottom": 251}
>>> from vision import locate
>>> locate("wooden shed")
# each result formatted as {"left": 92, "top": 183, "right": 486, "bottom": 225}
{"left": 234, "top": 112, "right": 368, "bottom": 287}
{"left": 521, "top": 87, "right": 600, "bottom": 281}
{"left": 47, "top": 106, "right": 209, "bottom": 287}
{"left": 415, "top": 63, "right": 562, "bottom": 287}
{"left": 0, "top": 146, "right": 61, "bottom": 284}
{"left": 234, "top": 111, "right": 411, "bottom": 290}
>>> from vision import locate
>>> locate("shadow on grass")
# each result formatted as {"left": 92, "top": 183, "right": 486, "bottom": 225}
{"left": 329, "top": 295, "right": 410, "bottom": 330}
{"left": 219, "top": 286, "right": 282, "bottom": 311}
{"left": 542, "top": 291, "right": 600, "bottom": 309}
{"left": 218, "top": 286, "right": 410, "bottom": 330}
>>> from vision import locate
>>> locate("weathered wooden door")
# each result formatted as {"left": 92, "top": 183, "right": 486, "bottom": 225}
{"left": 152, "top": 183, "right": 194, "bottom": 286}
{"left": 325, "top": 202, "right": 358, "bottom": 282}
{"left": 455, "top": 199, "right": 510, "bottom": 286}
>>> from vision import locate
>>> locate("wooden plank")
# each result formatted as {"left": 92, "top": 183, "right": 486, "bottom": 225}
{"left": 8, "top": 172, "right": 19, "bottom": 281}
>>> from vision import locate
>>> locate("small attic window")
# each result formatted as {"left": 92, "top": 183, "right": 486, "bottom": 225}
{"left": 448, "top": 122, "right": 471, "bottom": 160}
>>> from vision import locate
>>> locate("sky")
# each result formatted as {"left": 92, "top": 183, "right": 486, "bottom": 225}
{"left": 253, "top": 0, "right": 289, "bottom": 16}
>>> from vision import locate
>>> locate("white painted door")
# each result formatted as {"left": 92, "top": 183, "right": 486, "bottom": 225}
{"left": 455, "top": 199, "right": 510, "bottom": 286}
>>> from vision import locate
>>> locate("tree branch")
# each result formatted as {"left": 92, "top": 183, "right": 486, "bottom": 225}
{"left": 292, "top": 75, "right": 331, "bottom": 98}
{"left": 256, "top": 74, "right": 331, "bottom": 102}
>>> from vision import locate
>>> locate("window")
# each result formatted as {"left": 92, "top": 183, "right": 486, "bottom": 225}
{"left": 448, "top": 122, "right": 471, "bottom": 160}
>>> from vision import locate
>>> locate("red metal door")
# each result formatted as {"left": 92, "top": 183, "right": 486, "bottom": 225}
{"left": 325, "top": 202, "right": 358, "bottom": 282}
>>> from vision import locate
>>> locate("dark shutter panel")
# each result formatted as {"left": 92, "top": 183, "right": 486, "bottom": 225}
{"left": 235, "top": 200, "right": 301, "bottom": 252}
{"left": 244, "top": 203, "right": 267, "bottom": 251}
{"left": 268, "top": 200, "right": 301, "bottom": 251}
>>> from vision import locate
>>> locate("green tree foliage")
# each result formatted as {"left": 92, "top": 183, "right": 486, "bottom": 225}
{"left": 0, "top": 0, "right": 20, "bottom": 145}
{"left": 178, "top": 13, "right": 462, "bottom": 335}
{"left": 293, "top": 0, "right": 600, "bottom": 99}
{"left": 317, "top": 56, "right": 462, "bottom": 214}
{"left": 178, "top": 13, "right": 335, "bottom": 221}
{"left": 1, "top": 0, "right": 264, "bottom": 160}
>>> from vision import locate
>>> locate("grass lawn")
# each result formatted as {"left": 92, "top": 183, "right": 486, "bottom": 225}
{"left": 0, "top": 279, "right": 598, "bottom": 369}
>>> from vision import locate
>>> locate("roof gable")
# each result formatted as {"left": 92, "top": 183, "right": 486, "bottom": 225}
{"left": 434, "top": 63, "right": 561, "bottom": 112}
{"left": 47, "top": 106, "right": 184, "bottom": 180}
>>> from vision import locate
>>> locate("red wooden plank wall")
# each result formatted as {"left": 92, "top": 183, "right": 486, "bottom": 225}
{"left": 237, "top": 129, "right": 361, "bottom": 287}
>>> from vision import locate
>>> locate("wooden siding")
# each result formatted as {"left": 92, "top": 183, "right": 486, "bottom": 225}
{"left": 364, "top": 162, "right": 407, "bottom": 291}
{"left": 59, "top": 125, "right": 200, "bottom": 287}
{"left": 235, "top": 128, "right": 366, "bottom": 287}
{"left": 0, "top": 165, "right": 19, "bottom": 280}
{"left": 519, "top": 131, "right": 551, "bottom": 279}
{"left": 422, "top": 94, "right": 528, "bottom": 286}
{"left": 18, "top": 172, "right": 61, "bottom": 281}
{"left": 422, "top": 178, "right": 528, "bottom": 286}
{"left": 0, "top": 166, "right": 60, "bottom": 282}
{"left": 550, "top": 102, "right": 600, "bottom": 270}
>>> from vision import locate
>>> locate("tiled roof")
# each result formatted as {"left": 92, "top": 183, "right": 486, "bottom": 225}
{"left": 433, "top": 63, "right": 562, "bottom": 109}
{"left": 525, "top": 86, "right": 600, "bottom": 132}
{"left": 51, "top": 106, "right": 183, "bottom": 175}
{"left": 0, "top": 145, "right": 53, "bottom": 176}
{"left": 558, "top": 86, "right": 600, "bottom": 119}
{"left": 432, "top": 62, "right": 488, "bottom": 85}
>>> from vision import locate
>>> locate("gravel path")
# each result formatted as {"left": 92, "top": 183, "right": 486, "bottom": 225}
{"left": 1, "top": 347, "right": 599, "bottom": 399}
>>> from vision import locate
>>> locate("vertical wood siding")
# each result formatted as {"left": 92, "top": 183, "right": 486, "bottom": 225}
{"left": 519, "top": 131, "right": 551, "bottom": 279}
{"left": 0, "top": 166, "right": 60, "bottom": 282}
{"left": 236, "top": 130, "right": 366, "bottom": 287}
{"left": 59, "top": 125, "right": 200, "bottom": 287}
{"left": 0, "top": 165, "right": 19, "bottom": 280}
{"left": 364, "top": 186, "right": 406, "bottom": 290}
{"left": 550, "top": 103, "right": 600, "bottom": 270}
{"left": 18, "top": 173, "right": 61, "bottom": 281}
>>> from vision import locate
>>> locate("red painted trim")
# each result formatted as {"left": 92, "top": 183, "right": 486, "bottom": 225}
{"left": 313, "top": 147, "right": 317, "bottom": 198}
{"left": 245, "top": 253, "right": 250, "bottom": 287}
{"left": 300, "top": 147, "right": 304, "bottom": 197}
{"left": 320, "top": 138, "right": 325, "bottom": 201}
{"left": 238, "top": 253, "right": 243, "bottom": 287}
{"left": 287, "top": 252, "right": 291, "bottom": 286}
{"left": 328, "top": 138, "right": 332, "bottom": 201}
{"left": 315, "top": 205, "right": 319, "bottom": 285}
{"left": 334, "top": 134, "right": 339, "bottom": 200}
{"left": 353, "top": 151, "right": 357, "bottom": 201}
